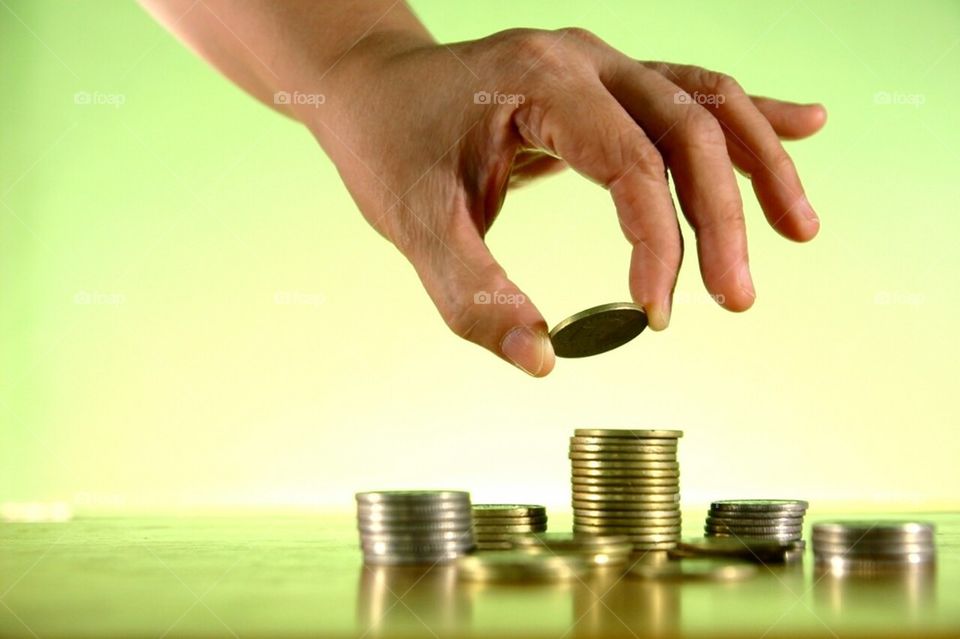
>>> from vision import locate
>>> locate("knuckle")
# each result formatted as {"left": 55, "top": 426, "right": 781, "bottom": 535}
{"left": 770, "top": 150, "right": 797, "bottom": 176}
{"left": 679, "top": 107, "right": 725, "bottom": 148}
{"left": 700, "top": 197, "right": 746, "bottom": 236}
{"left": 597, "top": 131, "right": 665, "bottom": 188}
{"left": 508, "top": 29, "right": 565, "bottom": 65}
{"left": 442, "top": 294, "right": 483, "bottom": 340}
{"left": 701, "top": 69, "right": 743, "bottom": 97}
{"left": 555, "top": 26, "right": 602, "bottom": 46}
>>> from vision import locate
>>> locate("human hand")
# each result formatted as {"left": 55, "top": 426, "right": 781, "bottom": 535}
{"left": 312, "top": 27, "right": 825, "bottom": 376}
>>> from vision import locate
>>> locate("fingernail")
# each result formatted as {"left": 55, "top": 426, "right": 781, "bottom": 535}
{"left": 651, "top": 295, "right": 672, "bottom": 330}
{"left": 738, "top": 263, "right": 756, "bottom": 301}
{"left": 797, "top": 195, "right": 819, "bottom": 223}
{"left": 501, "top": 326, "right": 552, "bottom": 377}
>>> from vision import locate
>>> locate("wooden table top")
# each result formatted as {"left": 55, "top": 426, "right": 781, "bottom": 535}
{"left": 1, "top": 510, "right": 958, "bottom": 638}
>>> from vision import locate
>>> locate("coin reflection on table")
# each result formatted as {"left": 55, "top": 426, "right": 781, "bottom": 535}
{"left": 814, "top": 561, "right": 937, "bottom": 621}
{"left": 571, "top": 551, "right": 680, "bottom": 637}
{"left": 356, "top": 563, "right": 471, "bottom": 636}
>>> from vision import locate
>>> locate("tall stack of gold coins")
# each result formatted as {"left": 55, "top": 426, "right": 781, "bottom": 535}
{"left": 570, "top": 429, "right": 682, "bottom": 551}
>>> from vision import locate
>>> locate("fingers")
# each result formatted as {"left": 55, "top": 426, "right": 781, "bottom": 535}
{"left": 511, "top": 77, "right": 681, "bottom": 329}
{"left": 750, "top": 96, "right": 827, "bottom": 140}
{"left": 642, "top": 62, "right": 821, "bottom": 242}
{"left": 402, "top": 207, "right": 555, "bottom": 376}
{"left": 601, "top": 62, "right": 755, "bottom": 312}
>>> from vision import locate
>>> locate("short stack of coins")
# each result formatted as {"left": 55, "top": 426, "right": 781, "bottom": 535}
{"left": 472, "top": 504, "right": 547, "bottom": 550}
{"left": 813, "top": 521, "right": 936, "bottom": 571}
{"left": 570, "top": 429, "right": 683, "bottom": 551}
{"left": 356, "top": 490, "right": 475, "bottom": 565}
{"left": 705, "top": 500, "right": 808, "bottom": 542}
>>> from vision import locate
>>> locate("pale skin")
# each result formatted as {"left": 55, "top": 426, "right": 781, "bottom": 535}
{"left": 141, "top": 0, "right": 826, "bottom": 377}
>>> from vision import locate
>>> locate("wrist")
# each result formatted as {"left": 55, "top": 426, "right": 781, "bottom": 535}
{"left": 289, "top": 28, "right": 435, "bottom": 130}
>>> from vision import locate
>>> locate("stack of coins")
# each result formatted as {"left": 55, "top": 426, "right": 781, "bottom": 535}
{"left": 813, "top": 521, "right": 936, "bottom": 571}
{"left": 355, "top": 491, "right": 475, "bottom": 565}
{"left": 570, "top": 429, "right": 683, "bottom": 551}
{"left": 472, "top": 504, "right": 547, "bottom": 550}
{"left": 705, "top": 500, "right": 808, "bottom": 542}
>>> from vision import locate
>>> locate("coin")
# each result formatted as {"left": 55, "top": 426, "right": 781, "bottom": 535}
{"left": 574, "top": 429, "right": 683, "bottom": 439}
{"left": 572, "top": 499, "right": 681, "bottom": 511}
{"left": 574, "top": 507, "right": 681, "bottom": 518}
{"left": 357, "top": 502, "right": 471, "bottom": 520}
{"left": 572, "top": 483, "right": 679, "bottom": 495}
{"left": 708, "top": 532, "right": 801, "bottom": 543}
{"left": 575, "top": 530, "right": 679, "bottom": 543}
{"left": 473, "top": 523, "right": 546, "bottom": 534}
{"left": 628, "top": 541, "right": 681, "bottom": 550}
{"left": 706, "top": 516, "right": 804, "bottom": 527}
{"left": 512, "top": 534, "right": 633, "bottom": 566}
{"left": 812, "top": 521, "right": 934, "bottom": 539}
{"left": 569, "top": 452, "right": 677, "bottom": 462}
{"left": 629, "top": 558, "right": 757, "bottom": 581}
{"left": 572, "top": 468, "right": 680, "bottom": 479}
{"left": 549, "top": 303, "right": 648, "bottom": 358}
{"left": 472, "top": 504, "right": 547, "bottom": 519}
{"left": 574, "top": 523, "right": 681, "bottom": 535}
{"left": 703, "top": 525, "right": 803, "bottom": 537}
{"left": 571, "top": 436, "right": 679, "bottom": 447}
{"left": 569, "top": 445, "right": 678, "bottom": 456}
{"left": 572, "top": 477, "right": 680, "bottom": 488}
{"left": 476, "top": 541, "right": 515, "bottom": 550}
{"left": 671, "top": 537, "right": 806, "bottom": 563}
{"left": 356, "top": 490, "right": 470, "bottom": 504}
{"left": 572, "top": 491, "right": 679, "bottom": 503}
{"left": 361, "top": 538, "right": 475, "bottom": 554}
{"left": 457, "top": 551, "right": 589, "bottom": 582}
{"left": 810, "top": 540, "right": 934, "bottom": 556}
{"left": 709, "top": 499, "right": 808, "bottom": 513}
{"left": 359, "top": 519, "right": 473, "bottom": 533}
{"left": 572, "top": 460, "right": 679, "bottom": 470}
{"left": 512, "top": 532, "right": 631, "bottom": 548}
{"left": 573, "top": 515, "right": 682, "bottom": 532}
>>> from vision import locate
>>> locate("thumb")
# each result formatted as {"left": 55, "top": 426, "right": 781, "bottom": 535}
{"left": 404, "top": 214, "right": 555, "bottom": 377}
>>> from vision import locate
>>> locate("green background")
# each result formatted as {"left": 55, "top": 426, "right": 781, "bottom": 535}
{"left": 1, "top": 0, "right": 958, "bottom": 513}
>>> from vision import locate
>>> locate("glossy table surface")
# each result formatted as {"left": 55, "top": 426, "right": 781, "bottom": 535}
{"left": 1, "top": 511, "right": 958, "bottom": 638}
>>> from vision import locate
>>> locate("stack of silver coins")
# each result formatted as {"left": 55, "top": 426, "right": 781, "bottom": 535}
{"left": 355, "top": 491, "right": 475, "bottom": 565}
{"left": 813, "top": 521, "right": 936, "bottom": 571}
{"left": 472, "top": 504, "right": 547, "bottom": 550}
{"left": 705, "top": 500, "right": 808, "bottom": 542}
{"left": 570, "top": 429, "right": 682, "bottom": 551}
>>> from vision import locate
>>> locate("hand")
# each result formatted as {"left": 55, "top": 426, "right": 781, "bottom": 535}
{"left": 312, "top": 27, "right": 825, "bottom": 376}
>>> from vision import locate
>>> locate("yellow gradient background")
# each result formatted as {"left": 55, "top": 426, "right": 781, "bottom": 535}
{"left": 1, "top": 1, "right": 958, "bottom": 513}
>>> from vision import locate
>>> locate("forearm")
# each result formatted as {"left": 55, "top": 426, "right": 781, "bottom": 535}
{"left": 139, "top": 0, "right": 434, "bottom": 124}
